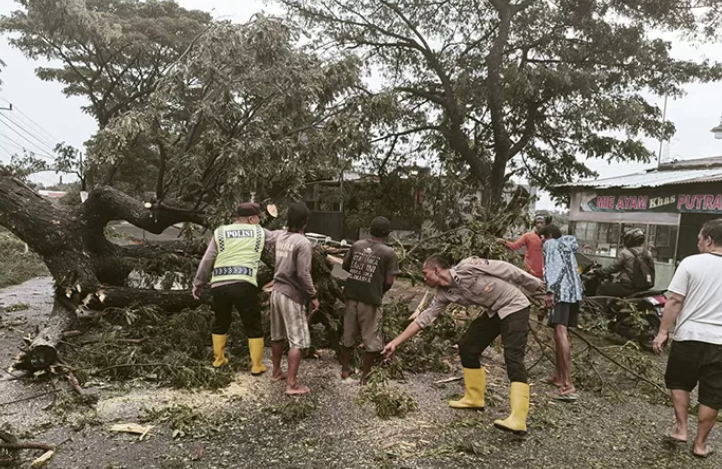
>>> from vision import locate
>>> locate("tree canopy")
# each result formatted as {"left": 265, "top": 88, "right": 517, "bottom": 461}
{"left": 281, "top": 0, "right": 722, "bottom": 206}
{"left": 2, "top": 0, "right": 366, "bottom": 218}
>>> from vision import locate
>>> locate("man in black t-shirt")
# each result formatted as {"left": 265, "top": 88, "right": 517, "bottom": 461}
{"left": 341, "top": 217, "right": 400, "bottom": 382}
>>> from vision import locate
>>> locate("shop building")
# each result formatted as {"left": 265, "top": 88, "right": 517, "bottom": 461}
{"left": 554, "top": 156, "right": 722, "bottom": 289}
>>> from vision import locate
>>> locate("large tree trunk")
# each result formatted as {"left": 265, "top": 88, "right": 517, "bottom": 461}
{"left": 0, "top": 170, "right": 344, "bottom": 371}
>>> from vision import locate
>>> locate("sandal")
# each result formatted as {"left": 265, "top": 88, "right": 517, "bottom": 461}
{"left": 663, "top": 428, "right": 687, "bottom": 444}
{"left": 693, "top": 444, "right": 714, "bottom": 458}
{"left": 547, "top": 388, "right": 578, "bottom": 402}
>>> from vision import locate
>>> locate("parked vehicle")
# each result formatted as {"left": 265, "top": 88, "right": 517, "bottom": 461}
{"left": 576, "top": 252, "right": 667, "bottom": 351}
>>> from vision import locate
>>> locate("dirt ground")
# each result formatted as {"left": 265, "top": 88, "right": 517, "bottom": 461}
{"left": 1, "top": 277, "right": 720, "bottom": 469}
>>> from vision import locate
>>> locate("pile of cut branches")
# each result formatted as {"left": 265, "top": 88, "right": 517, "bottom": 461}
{"left": 61, "top": 306, "right": 241, "bottom": 389}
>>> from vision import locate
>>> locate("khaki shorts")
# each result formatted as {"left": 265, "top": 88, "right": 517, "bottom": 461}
{"left": 343, "top": 300, "right": 383, "bottom": 353}
{"left": 270, "top": 291, "right": 311, "bottom": 349}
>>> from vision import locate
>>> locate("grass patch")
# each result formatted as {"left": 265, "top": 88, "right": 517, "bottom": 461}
{"left": 2, "top": 303, "right": 29, "bottom": 312}
{"left": 0, "top": 230, "right": 48, "bottom": 288}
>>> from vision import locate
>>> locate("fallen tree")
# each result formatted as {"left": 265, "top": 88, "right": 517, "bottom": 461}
{"left": 0, "top": 6, "right": 363, "bottom": 371}
{"left": 1, "top": 171, "right": 345, "bottom": 370}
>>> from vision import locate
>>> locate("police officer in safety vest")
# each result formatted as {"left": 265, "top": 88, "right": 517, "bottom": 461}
{"left": 193, "top": 202, "right": 280, "bottom": 373}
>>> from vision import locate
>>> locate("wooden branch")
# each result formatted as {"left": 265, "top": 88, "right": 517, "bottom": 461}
{"left": 403, "top": 227, "right": 471, "bottom": 260}
{"left": 370, "top": 125, "right": 440, "bottom": 144}
{"left": 409, "top": 290, "right": 431, "bottom": 320}
{"left": 394, "top": 87, "right": 447, "bottom": 107}
{"left": 83, "top": 186, "right": 208, "bottom": 234}
{"left": 0, "top": 390, "right": 58, "bottom": 408}
{"left": 530, "top": 319, "right": 668, "bottom": 396}
{"left": 0, "top": 442, "right": 55, "bottom": 452}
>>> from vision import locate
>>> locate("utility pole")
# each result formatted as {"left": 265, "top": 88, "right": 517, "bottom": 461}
{"left": 657, "top": 95, "right": 668, "bottom": 167}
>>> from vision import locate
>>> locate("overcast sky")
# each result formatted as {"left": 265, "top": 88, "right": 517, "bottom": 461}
{"left": 0, "top": 0, "right": 720, "bottom": 209}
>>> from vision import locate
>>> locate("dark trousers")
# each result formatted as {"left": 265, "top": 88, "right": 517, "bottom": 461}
{"left": 458, "top": 308, "right": 530, "bottom": 383}
{"left": 597, "top": 283, "right": 636, "bottom": 298}
{"left": 211, "top": 282, "right": 262, "bottom": 338}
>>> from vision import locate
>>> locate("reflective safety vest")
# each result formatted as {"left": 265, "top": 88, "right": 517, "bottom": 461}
{"left": 210, "top": 223, "right": 265, "bottom": 287}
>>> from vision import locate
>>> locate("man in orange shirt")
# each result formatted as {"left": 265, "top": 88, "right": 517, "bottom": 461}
{"left": 496, "top": 213, "right": 550, "bottom": 279}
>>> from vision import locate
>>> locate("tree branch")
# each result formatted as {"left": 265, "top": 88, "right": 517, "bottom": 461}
{"left": 83, "top": 186, "right": 208, "bottom": 234}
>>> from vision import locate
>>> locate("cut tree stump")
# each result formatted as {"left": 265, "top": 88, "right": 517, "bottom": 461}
{"left": 19, "top": 299, "right": 78, "bottom": 371}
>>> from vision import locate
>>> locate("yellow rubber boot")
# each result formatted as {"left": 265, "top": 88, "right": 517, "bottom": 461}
{"left": 448, "top": 367, "right": 486, "bottom": 409}
{"left": 248, "top": 338, "right": 267, "bottom": 376}
{"left": 212, "top": 334, "right": 229, "bottom": 368}
{"left": 493, "top": 382, "right": 530, "bottom": 435}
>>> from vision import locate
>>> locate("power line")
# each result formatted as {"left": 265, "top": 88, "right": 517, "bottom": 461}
{"left": 0, "top": 113, "right": 56, "bottom": 153}
{"left": 0, "top": 114, "right": 56, "bottom": 159}
{"left": 0, "top": 96, "right": 59, "bottom": 142}
{"left": 0, "top": 132, "right": 30, "bottom": 152}
{"left": 12, "top": 107, "right": 59, "bottom": 146}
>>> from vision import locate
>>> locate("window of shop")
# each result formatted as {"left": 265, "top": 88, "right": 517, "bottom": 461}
{"left": 647, "top": 224, "right": 678, "bottom": 264}
{"left": 572, "top": 222, "right": 620, "bottom": 256}
{"left": 570, "top": 221, "right": 677, "bottom": 262}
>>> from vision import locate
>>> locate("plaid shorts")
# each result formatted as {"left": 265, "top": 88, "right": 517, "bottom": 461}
{"left": 270, "top": 291, "right": 311, "bottom": 349}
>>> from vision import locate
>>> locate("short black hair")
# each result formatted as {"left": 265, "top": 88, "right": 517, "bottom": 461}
{"left": 539, "top": 224, "right": 563, "bottom": 239}
{"left": 423, "top": 254, "right": 451, "bottom": 270}
{"left": 286, "top": 202, "right": 310, "bottom": 232}
{"left": 370, "top": 216, "right": 392, "bottom": 238}
{"left": 701, "top": 219, "right": 722, "bottom": 246}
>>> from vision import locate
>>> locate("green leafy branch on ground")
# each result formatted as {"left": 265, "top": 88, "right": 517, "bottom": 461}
{"left": 355, "top": 367, "right": 418, "bottom": 419}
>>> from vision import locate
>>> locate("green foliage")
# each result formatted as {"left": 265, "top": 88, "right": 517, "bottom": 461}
{"left": 282, "top": 0, "right": 722, "bottom": 205}
{"left": 380, "top": 299, "right": 461, "bottom": 374}
{"left": 355, "top": 367, "right": 418, "bottom": 419}
{"left": 64, "top": 305, "right": 236, "bottom": 389}
{"left": 140, "top": 404, "right": 206, "bottom": 439}
{"left": 90, "top": 15, "right": 364, "bottom": 222}
{"left": 2, "top": 0, "right": 212, "bottom": 128}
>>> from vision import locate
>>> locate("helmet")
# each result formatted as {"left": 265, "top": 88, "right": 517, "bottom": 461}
{"left": 621, "top": 228, "right": 645, "bottom": 247}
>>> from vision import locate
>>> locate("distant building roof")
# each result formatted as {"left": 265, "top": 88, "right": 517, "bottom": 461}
{"left": 555, "top": 156, "right": 722, "bottom": 190}
{"left": 38, "top": 190, "right": 66, "bottom": 199}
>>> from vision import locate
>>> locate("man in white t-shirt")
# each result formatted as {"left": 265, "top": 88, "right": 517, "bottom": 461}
{"left": 653, "top": 219, "right": 722, "bottom": 459}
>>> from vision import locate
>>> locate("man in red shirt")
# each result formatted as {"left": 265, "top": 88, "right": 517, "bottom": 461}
{"left": 497, "top": 213, "right": 550, "bottom": 278}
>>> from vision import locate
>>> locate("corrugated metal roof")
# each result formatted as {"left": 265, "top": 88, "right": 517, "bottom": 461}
{"left": 555, "top": 167, "right": 722, "bottom": 189}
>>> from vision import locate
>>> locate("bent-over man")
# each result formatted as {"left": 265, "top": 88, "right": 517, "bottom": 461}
{"left": 383, "top": 255, "right": 544, "bottom": 435}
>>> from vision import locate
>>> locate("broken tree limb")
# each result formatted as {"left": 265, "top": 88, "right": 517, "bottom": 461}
{"left": 0, "top": 442, "right": 55, "bottom": 452}
{"left": 0, "top": 390, "right": 58, "bottom": 408}
{"left": 19, "top": 298, "right": 80, "bottom": 371}
{"left": 82, "top": 186, "right": 207, "bottom": 235}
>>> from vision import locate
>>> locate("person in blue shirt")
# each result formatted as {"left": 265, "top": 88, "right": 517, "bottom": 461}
{"left": 540, "top": 225, "right": 583, "bottom": 401}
